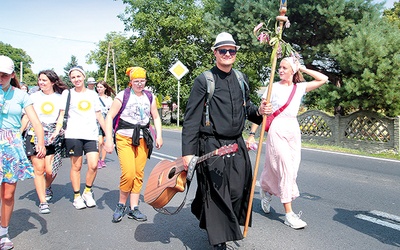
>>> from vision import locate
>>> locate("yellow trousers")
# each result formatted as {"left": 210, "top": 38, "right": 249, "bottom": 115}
{"left": 115, "top": 133, "right": 149, "bottom": 193}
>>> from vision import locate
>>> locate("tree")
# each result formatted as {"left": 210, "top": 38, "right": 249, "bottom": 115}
{"left": 384, "top": 1, "right": 400, "bottom": 25}
{"left": 87, "top": 32, "right": 132, "bottom": 92}
{"left": 203, "top": 0, "right": 278, "bottom": 101}
{"left": 208, "top": 0, "right": 400, "bottom": 116}
{"left": 62, "top": 55, "right": 79, "bottom": 87}
{"left": 88, "top": 0, "right": 400, "bottom": 117}
{"left": 0, "top": 42, "right": 37, "bottom": 86}
{"left": 114, "top": 0, "right": 213, "bottom": 116}
{"left": 325, "top": 15, "right": 400, "bottom": 116}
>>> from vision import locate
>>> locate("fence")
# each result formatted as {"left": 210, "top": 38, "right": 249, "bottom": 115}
{"left": 296, "top": 110, "right": 399, "bottom": 153}
{"left": 248, "top": 110, "right": 399, "bottom": 154}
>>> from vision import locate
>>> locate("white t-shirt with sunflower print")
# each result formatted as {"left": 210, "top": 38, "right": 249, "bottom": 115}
{"left": 61, "top": 88, "right": 102, "bottom": 140}
{"left": 30, "top": 91, "right": 62, "bottom": 124}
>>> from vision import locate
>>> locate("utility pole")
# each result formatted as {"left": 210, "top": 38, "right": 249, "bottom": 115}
{"left": 112, "top": 48, "right": 117, "bottom": 93}
{"left": 104, "top": 42, "right": 111, "bottom": 82}
{"left": 20, "top": 62, "right": 23, "bottom": 82}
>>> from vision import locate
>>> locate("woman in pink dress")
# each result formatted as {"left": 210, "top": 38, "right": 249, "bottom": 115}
{"left": 248, "top": 56, "right": 328, "bottom": 229}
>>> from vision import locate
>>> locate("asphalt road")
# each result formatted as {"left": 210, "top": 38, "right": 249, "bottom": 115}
{"left": 11, "top": 130, "right": 400, "bottom": 250}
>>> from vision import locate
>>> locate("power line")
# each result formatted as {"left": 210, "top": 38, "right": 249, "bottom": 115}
{"left": 0, "top": 27, "right": 96, "bottom": 44}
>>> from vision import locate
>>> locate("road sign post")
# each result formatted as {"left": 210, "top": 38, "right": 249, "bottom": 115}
{"left": 169, "top": 60, "right": 189, "bottom": 126}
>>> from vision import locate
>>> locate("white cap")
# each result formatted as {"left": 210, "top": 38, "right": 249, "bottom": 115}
{"left": 87, "top": 77, "right": 96, "bottom": 84}
{"left": 211, "top": 32, "right": 240, "bottom": 51}
{"left": 0, "top": 55, "right": 15, "bottom": 74}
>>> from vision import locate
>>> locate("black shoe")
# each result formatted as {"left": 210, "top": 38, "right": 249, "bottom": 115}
{"left": 112, "top": 203, "right": 127, "bottom": 223}
{"left": 127, "top": 206, "right": 147, "bottom": 222}
{"left": 213, "top": 242, "right": 226, "bottom": 250}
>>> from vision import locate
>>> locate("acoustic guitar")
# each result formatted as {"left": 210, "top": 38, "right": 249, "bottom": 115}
{"left": 144, "top": 143, "right": 239, "bottom": 209}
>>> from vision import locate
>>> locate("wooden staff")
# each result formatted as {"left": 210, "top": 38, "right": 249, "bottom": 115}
{"left": 243, "top": 0, "right": 288, "bottom": 237}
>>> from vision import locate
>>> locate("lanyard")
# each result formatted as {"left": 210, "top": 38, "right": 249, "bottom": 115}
{"left": 131, "top": 89, "right": 145, "bottom": 120}
{"left": 0, "top": 85, "right": 12, "bottom": 114}
{"left": 0, "top": 85, "right": 12, "bottom": 105}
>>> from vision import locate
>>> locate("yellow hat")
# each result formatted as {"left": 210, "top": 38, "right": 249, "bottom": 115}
{"left": 126, "top": 67, "right": 146, "bottom": 80}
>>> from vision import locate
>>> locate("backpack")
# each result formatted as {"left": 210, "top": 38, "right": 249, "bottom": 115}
{"left": 202, "top": 69, "right": 248, "bottom": 126}
{"left": 113, "top": 88, "right": 153, "bottom": 132}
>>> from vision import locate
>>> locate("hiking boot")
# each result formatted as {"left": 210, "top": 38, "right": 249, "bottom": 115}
{"left": 127, "top": 206, "right": 147, "bottom": 222}
{"left": 284, "top": 211, "right": 307, "bottom": 229}
{"left": 82, "top": 191, "right": 96, "bottom": 208}
{"left": 0, "top": 234, "right": 13, "bottom": 250}
{"left": 39, "top": 202, "right": 50, "bottom": 214}
{"left": 112, "top": 203, "right": 127, "bottom": 223}
{"left": 73, "top": 196, "right": 87, "bottom": 210}
{"left": 45, "top": 187, "right": 53, "bottom": 202}
{"left": 260, "top": 190, "right": 272, "bottom": 214}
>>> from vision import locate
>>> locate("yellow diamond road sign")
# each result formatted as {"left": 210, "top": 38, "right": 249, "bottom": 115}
{"left": 169, "top": 60, "right": 189, "bottom": 80}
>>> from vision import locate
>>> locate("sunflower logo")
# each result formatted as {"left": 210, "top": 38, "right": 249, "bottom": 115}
{"left": 78, "top": 100, "right": 91, "bottom": 111}
{"left": 41, "top": 102, "right": 54, "bottom": 115}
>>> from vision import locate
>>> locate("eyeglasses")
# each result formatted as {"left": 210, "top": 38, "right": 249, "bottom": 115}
{"left": 132, "top": 80, "right": 147, "bottom": 85}
{"left": 217, "top": 49, "right": 237, "bottom": 56}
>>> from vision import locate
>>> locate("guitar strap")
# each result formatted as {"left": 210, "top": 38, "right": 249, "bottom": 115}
{"left": 186, "top": 156, "right": 199, "bottom": 182}
{"left": 154, "top": 156, "right": 198, "bottom": 215}
{"left": 154, "top": 181, "right": 191, "bottom": 215}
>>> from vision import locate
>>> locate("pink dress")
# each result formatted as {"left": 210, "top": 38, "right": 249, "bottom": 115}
{"left": 259, "top": 82, "right": 307, "bottom": 203}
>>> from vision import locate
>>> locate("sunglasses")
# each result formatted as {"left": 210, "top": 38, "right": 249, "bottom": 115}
{"left": 217, "top": 49, "right": 237, "bottom": 56}
{"left": 132, "top": 80, "right": 147, "bottom": 85}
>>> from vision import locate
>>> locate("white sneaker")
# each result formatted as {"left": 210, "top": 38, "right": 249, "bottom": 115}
{"left": 39, "top": 202, "right": 51, "bottom": 214}
{"left": 0, "top": 234, "right": 13, "bottom": 250}
{"left": 82, "top": 191, "right": 96, "bottom": 208}
{"left": 260, "top": 190, "right": 272, "bottom": 214}
{"left": 285, "top": 211, "right": 307, "bottom": 229}
{"left": 73, "top": 196, "right": 87, "bottom": 210}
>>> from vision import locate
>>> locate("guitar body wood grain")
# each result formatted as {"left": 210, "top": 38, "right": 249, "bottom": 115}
{"left": 144, "top": 158, "right": 187, "bottom": 208}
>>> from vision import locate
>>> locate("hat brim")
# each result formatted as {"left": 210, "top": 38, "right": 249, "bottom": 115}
{"left": 0, "top": 68, "right": 13, "bottom": 74}
{"left": 211, "top": 42, "right": 240, "bottom": 51}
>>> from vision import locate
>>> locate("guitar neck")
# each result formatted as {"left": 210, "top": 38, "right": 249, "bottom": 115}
{"left": 196, "top": 149, "right": 218, "bottom": 164}
{"left": 188, "top": 143, "right": 238, "bottom": 166}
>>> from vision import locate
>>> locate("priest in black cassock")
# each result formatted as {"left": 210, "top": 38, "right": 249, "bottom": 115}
{"left": 182, "top": 32, "right": 269, "bottom": 250}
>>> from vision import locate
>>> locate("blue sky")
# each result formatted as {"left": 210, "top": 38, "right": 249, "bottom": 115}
{"left": 0, "top": 0, "right": 126, "bottom": 75}
{"left": 0, "top": 0, "right": 397, "bottom": 76}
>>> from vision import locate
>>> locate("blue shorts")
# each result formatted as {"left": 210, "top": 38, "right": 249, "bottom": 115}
{"left": 65, "top": 139, "right": 98, "bottom": 157}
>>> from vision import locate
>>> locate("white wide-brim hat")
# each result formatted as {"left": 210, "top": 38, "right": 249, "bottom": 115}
{"left": 211, "top": 32, "right": 240, "bottom": 51}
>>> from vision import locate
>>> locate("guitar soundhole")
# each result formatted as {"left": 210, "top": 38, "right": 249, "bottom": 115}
{"left": 168, "top": 168, "right": 176, "bottom": 179}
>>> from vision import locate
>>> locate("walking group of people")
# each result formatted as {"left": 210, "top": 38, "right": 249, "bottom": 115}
{"left": 0, "top": 54, "right": 163, "bottom": 249}
{"left": 0, "top": 30, "right": 328, "bottom": 250}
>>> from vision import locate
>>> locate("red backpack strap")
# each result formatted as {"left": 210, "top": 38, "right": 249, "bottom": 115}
{"left": 271, "top": 84, "right": 297, "bottom": 117}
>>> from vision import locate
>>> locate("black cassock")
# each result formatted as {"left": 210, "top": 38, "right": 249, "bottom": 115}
{"left": 182, "top": 66, "right": 262, "bottom": 245}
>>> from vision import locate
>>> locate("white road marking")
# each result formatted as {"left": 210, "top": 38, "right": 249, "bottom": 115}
{"left": 303, "top": 148, "right": 400, "bottom": 163}
{"left": 151, "top": 155, "right": 167, "bottom": 161}
{"left": 152, "top": 152, "right": 177, "bottom": 160}
{"left": 369, "top": 210, "right": 400, "bottom": 223}
{"left": 355, "top": 211, "right": 400, "bottom": 231}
